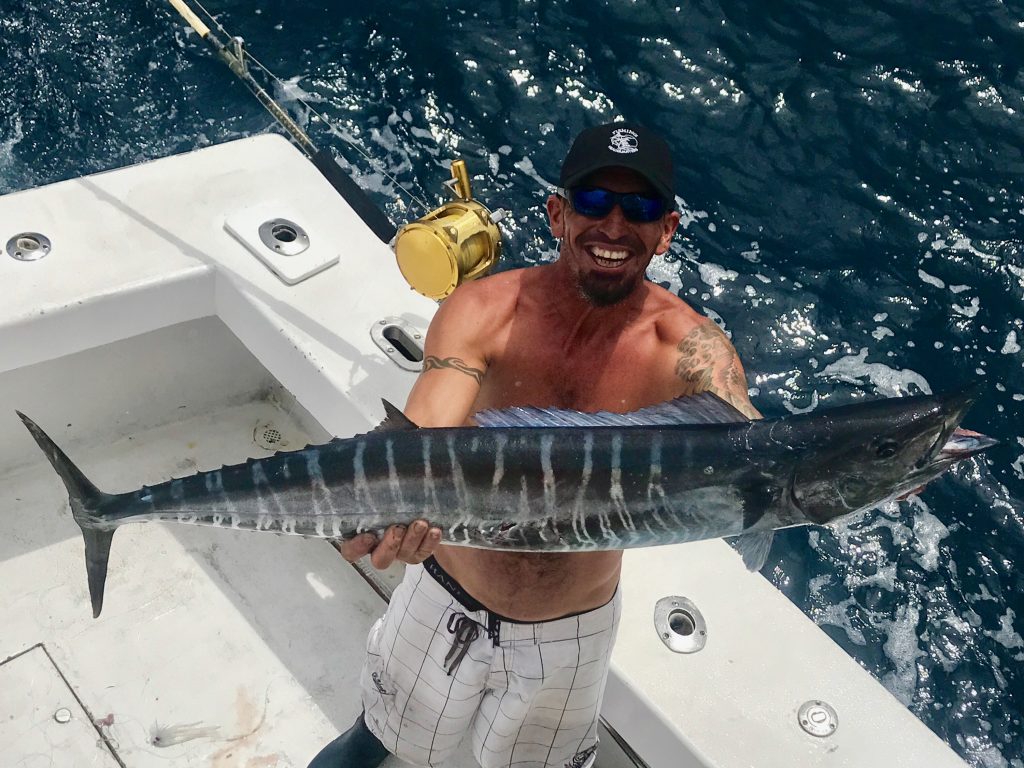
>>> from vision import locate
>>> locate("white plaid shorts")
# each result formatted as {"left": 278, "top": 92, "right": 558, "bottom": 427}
{"left": 360, "top": 559, "right": 621, "bottom": 768}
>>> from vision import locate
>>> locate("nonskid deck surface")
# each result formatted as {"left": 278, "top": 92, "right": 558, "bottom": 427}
{"left": 0, "top": 399, "right": 638, "bottom": 768}
{"left": 2, "top": 399, "right": 436, "bottom": 766}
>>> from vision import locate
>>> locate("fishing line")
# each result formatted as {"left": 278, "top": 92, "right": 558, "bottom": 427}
{"left": 184, "top": 0, "right": 433, "bottom": 214}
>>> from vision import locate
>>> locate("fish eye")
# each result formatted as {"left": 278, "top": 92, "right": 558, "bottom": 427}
{"left": 876, "top": 439, "right": 899, "bottom": 459}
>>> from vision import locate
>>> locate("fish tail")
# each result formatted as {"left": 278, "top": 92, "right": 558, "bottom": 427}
{"left": 16, "top": 411, "right": 117, "bottom": 618}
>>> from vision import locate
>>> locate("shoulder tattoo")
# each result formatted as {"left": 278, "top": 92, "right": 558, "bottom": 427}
{"left": 422, "top": 355, "right": 484, "bottom": 384}
{"left": 675, "top": 322, "right": 756, "bottom": 417}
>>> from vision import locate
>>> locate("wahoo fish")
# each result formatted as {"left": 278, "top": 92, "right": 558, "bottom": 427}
{"left": 17, "top": 388, "right": 995, "bottom": 617}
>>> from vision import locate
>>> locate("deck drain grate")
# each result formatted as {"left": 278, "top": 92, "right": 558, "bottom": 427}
{"left": 253, "top": 422, "right": 288, "bottom": 451}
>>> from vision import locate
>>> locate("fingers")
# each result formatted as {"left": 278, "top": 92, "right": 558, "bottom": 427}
{"left": 334, "top": 522, "right": 443, "bottom": 569}
{"left": 399, "top": 521, "right": 442, "bottom": 564}
{"left": 368, "top": 521, "right": 443, "bottom": 570}
{"left": 369, "top": 524, "right": 407, "bottom": 570}
{"left": 333, "top": 533, "right": 379, "bottom": 563}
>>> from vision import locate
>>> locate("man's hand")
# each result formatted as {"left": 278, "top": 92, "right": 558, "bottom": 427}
{"left": 333, "top": 520, "right": 443, "bottom": 569}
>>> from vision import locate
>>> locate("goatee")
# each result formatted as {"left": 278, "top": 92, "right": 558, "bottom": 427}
{"left": 577, "top": 271, "right": 642, "bottom": 306}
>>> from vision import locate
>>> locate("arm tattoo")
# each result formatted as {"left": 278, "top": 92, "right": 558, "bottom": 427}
{"left": 675, "top": 322, "right": 759, "bottom": 419}
{"left": 422, "top": 355, "right": 484, "bottom": 384}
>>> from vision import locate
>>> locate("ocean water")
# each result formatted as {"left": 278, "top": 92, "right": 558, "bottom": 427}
{"left": 1, "top": 0, "right": 1022, "bottom": 764}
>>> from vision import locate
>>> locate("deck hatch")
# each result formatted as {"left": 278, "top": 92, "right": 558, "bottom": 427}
{"left": 0, "top": 644, "right": 124, "bottom": 766}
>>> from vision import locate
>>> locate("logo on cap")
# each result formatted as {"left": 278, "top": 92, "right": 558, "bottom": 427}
{"left": 608, "top": 128, "right": 638, "bottom": 154}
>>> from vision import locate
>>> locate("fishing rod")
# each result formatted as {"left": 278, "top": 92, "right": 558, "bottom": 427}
{"left": 167, "top": 0, "right": 502, "bottom": 299}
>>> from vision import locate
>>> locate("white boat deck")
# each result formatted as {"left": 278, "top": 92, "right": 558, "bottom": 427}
{"left": 0, "top": 134, "right": 966, "bottom": 767}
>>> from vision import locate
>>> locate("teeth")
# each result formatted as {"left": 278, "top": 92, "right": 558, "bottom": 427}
{"left": 589, "top": 246, "right": 628, "bottom": 267}
{"left": 592, "top": 247, "right": 628, "bottom": 261}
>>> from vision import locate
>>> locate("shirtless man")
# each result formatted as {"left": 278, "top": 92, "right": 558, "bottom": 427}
{"left": 308, "top": 122, "right": 760, "bottom": 768}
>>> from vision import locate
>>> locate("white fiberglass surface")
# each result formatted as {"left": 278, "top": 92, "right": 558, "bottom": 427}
{"left": 0, "top": 317, "right": 638, "bottom": 768}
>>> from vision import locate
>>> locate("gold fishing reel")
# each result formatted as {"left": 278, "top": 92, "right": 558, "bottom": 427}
{"left": 393, "top": 160, "right": 503, "bottom": 300}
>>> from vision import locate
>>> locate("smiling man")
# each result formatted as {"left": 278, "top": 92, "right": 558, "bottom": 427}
{"left": 309, "top": 122, "right": 760, "bottom": 768}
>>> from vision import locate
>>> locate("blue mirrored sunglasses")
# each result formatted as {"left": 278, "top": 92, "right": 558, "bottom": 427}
{"left": 557, "top": 186, "right": 669, "bottom": 223}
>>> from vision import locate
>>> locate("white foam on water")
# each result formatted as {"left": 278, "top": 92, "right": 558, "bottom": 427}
{"left": 0, "top": 114, "right": 25, "bottom": 188}
{"left": 908, "top": 497, "right": 950, "bottom": 572}
{"left": 967, "top": 744, "right": 1019, "bottom": 768}
{"left": 950, "top": 236, "right": 1000, "bottom": 263}
{"left": 881, "top": 601, "right": 925, "bottom": 705}
{"left": 1001, "top": 331, "right": 1020, "bottom": 354}
{"left": 702, "top": 307, "right": 731, "bottom": 337}
{"left": 276, "top": 75, "right": 327, "bottom": 105}
{"left": 409, "top": 125, "right": 436, "bottom": 142}
{"left": 849, "top": 561, "right": 898, "bottom": 591}
{"left": 805, "top": 566, "right": 869, "bottom": 646}
{"left": 740, "top": 240, "right": 761, "bottom": 262}
{"left": 985, "top": 608, "right": 1024, "bottom": 655}
{"left": 675, "top": 201, "right": 708, "bottom": 230}
{"left": 514, "top": 155, "right": 553, "bottom": 189}
{"left": 919, "top": 269, "right": 946, "bottom": 288}
{"left": 1012, "top": 439, "right": 1024, "bottom": 481}
{"left": 953, "top": 296, "right": 981, "bottom": 318}
{"left": 1008, "top": 264, "right": 1024, "bottom": 286}
{"left": 645, "top": 253, "right": 683, "bottom": 294}
{"left": 872, "top": 326, "right": 895, "bottom": 340}
{"left": 697, "top": 262, "right": 738, "bottom": 295}
{"left": 815, "top": 348, "right": 932, "bottom": 395}
{"left": 853, "top": 507, "right": 912, "bottom": 549}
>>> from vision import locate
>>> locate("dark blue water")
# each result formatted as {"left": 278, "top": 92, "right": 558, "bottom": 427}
{"left": 2, "top": 1, "right": 1022, "bottom": 764}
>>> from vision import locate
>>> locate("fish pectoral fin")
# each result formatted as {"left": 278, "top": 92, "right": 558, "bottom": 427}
{"left": 735, "top": 530, "right": 775, "bottom": 572}
{"left": 374, "top": 400, "right": 420, "bottom": 431}
{"left": 741, "top": 479, "right": 777, "bottom": 529}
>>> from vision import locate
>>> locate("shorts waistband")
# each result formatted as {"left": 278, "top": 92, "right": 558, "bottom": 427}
{"left": 420, "top": 556, "right": 619, "bottom": 645}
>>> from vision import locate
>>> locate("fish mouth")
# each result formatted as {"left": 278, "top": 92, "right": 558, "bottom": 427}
{"left": 937, "top": 429, "right": 999, "bottom": 461}
{"left": 918, "top": 385, "right": 996, "bottom": 470}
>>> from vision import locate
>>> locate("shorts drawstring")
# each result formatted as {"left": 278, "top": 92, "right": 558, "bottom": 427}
{"left": 444, "top": 613, "right": 481, "bottom": 675}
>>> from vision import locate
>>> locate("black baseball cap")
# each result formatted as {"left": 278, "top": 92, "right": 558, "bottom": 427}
{"left": 559, "top": 122, "right": 674, "bottom": 203}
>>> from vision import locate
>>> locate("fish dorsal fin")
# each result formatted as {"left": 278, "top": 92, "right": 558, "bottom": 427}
{"left": 373, "top": 399, "right": 420, "bottom": 431}
{"left": 472, "top": 392, "right": 748, "bottom": 428}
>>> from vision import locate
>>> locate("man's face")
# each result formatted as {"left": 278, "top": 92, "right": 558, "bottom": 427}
{"left": 547, "top": 167, "right": 681, "bottom": 306}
